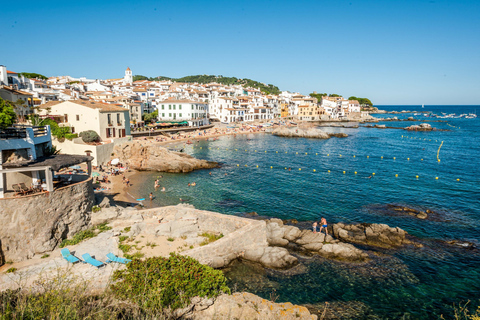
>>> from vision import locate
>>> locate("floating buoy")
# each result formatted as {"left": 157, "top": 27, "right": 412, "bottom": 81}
{"left": 313, "top": 169, "right": 316, "bottom": 172}
{"left": 372, "top": 173, "right": 375, "bottom": 176}
{"left": 299, "top": 168, "right": 301, "bottom": 171}
{"left": 200, "top": 147, "right": 202, "bottom": 149}
{"left": 381, "top": 156, "right": 383, "bottom": 159}
{"left": 285, "top": 167, "right": 287, "bottom": 170}
{"left": 235, "top": 149, "right": 237, "bottom": 151}
{"left": 367, "top": 156, "right": 369, "bottom": 158}
{"left": 457, "top": 178, "right": 460, "bottom": 181}
{"left": 256, "top": 165, "right": 258, "bottom": 168}
{"left": 395, "top": 174, "right": 398, "bottom": 177}
{"left": 394, "top": 157, "right": 396, "bottom": 160}
{"left": 265, "top": 151, "right": 267, "bottom": 153}
{"left": 271, "top": 166, "right": 273, "bottom": 169}
{"left": 438, "top": 159, "right": 441, "bottom": 162}
{"left": 407, "top": 158, "right": 410, "bottom": 160}
{"left": 285, "top": 151, "right": 288, "bottom": 153}
{"left": 339, "top": 154, "right": 342, "bottom": 157}
{"left": 209, "top": 147, "right": 211, "bottom": 149}
{"left": 416, "top": 175, "right": 419, "bottom": 178}
{"left": 305, "top": 153, "right": 308, "bottom": 155}
{"left": 237, "top": 164, "right": 239, "bottom": 167}
{"left": 343, "top": 171, "right": 346, "bottom": 174}
{"left": 328, "top": 170, "right": 330, "bottom": 173}
{"left": 276, "top": 151, "right": 278, "bottom": 153}
{"left": 245, "top": 149, "right": 247, "bottom": 151}
{"left": 316, "top": 153, "right": 318, "bottom": 155}
{"left": 255, "top": 150, "right": 257, "bottom": 152}
{"left": 245, "top": 164, "right": 248, "bottom": 167}
{"left": 296, "top": 152, "right": 298, "bottom": 154}
{"left": 436, "top": 177, "right": 439, "bottom": 180}
{"left": 327, "top": 154, "right": 329, "bottom": 156}
{"left": 353, "top": 155, "right": 356, "bottom": 158}
{"left": 355, "top": 171, "right": 357, "bottom": 174}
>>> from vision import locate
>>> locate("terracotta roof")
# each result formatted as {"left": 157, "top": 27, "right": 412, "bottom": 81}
{"left": 160, "top": 98, "right": 207, "bottom": 104}
{"left": 38, "top": 100, "right": 127, "bottom": 113}
{"left": 126, "top": 67, "right": 131, "bottom": 71}
{"left": 6, "top": 70, "right": 17, "bottom": 74}
{"left": 0, "top": 86, "right": 33, "bottom": 96}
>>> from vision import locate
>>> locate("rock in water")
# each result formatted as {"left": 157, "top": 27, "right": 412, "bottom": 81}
{"left": 112, "top": 141, "right": 218, "bottom": 172}
{"left": 272, "top": 127, "right": 337, "bottom": 139}
{"left": 332, "top": 223, "right": 408, "bottom": 248}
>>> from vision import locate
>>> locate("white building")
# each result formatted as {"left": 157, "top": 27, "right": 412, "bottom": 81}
{"left": 124, "top": 67, "right": 133, "bottom": 85}
{"left": 157, "top": 99, "right": 209, "bottom": 127}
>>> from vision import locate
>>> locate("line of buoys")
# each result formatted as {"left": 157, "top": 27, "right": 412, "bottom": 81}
{"left": 437, "top": 141, "right": 444, "bottom": 162}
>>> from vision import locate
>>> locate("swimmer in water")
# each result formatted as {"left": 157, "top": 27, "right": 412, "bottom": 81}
{"left": 161, "top": 187, "right": 165, "bottom": 192}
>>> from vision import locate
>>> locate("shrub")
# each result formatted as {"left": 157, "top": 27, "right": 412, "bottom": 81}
{"left": 110, "top": 254, "right": 230, "bottom": 311}
{"left": 59, "top": 223, "right": 111, "bottom": 248}
{"left": 92, "top": 205, "right": 101, "bottom": 213}
{"left": 5, "top": 267, "right": 17, "bottom": 273}
{"left": 199, "top": 232, "right": 224, "bottom": 246}
{"left": 79, "top": 130, "right": 100, "bottom": 143}
{"left": 167, "top": 237, "right": 175, "bottom": 242}
{"left": 123, "top": 226, "right": 131, "bottom": 232}
{"left": 41, "top": 254, "right": 50, "bottom": 259}
{"left": 65, "top": 133, "right": 78, "bottom": 140}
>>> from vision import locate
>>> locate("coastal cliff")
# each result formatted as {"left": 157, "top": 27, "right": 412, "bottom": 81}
{"left": 112, "top": 141, "right": 218, "bottom": 172}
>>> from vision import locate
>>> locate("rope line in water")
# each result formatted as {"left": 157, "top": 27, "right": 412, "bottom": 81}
{"left": 437, "top": 141, "right": 444, "bottom": 162}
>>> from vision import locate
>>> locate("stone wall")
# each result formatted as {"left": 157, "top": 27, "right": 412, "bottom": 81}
{"left": 0, "top": 178, "right": 94, "bottom": 263}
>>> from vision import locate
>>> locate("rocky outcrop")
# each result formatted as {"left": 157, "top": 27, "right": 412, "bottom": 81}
{"left": 190, "top": 292, "right": 317, "bottom": 320}
{"left": 386, "top": 204, "right": 429, "bottom": 219}
{"left": 112, "top": 141, "right": 218, "bottom": 173}
{"left": 271, "top": 127, "right": 347, "bottom": 139}
{"left": 405, "top": 123, "right": 433, "bottom": 131}
{"left": 244, "top": 246, "right": 298, "bottom": 269}
{"left": 0, "top": 179, "right": 94, "bottom": 263}
{"left": 332, "top": 223, "right": 409, "bottom": 248}
{"left": 265, "top": 219, "right": 368, "bottom": 262}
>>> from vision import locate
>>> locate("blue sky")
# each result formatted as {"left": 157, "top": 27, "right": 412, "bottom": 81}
{"left": 1, "top": 0, "right": 479, "bottom": 105}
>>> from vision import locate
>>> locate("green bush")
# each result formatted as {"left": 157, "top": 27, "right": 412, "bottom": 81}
{"left": 65, "top": 133, "right": 78, "bottom": 140}
{"left": 79, "top": 130, "right": 100, "bottom": 143}
{"left": 59, "top": 223, "right": 111, "bottom": 248}
{"left": 199, "top": 232, "right": 224, "bottom": 246}
{"left": 5, "top": 267, "right": 17, "bottom": 273}
{"left": 110, "top": 254, "right": 230, "bottom": 311}
{"left": 92, "top": 205, "right": 101, "bottom": 213}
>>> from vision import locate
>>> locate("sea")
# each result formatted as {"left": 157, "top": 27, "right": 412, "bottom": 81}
{"left": 129, "top": 105, "right": 480, "bottom": 319}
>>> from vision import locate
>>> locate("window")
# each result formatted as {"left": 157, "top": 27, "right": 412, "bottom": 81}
{"left": 169, "top": 113, "right": 172, "bottom": 117}
{"left": 179, "top": 105, "right": 182, "bottom": 110}
{"left": 107, "top": 114, "right": 111, "bottom": 125}
{"left": 169, "top": 105, "right": 171, "bottom": 110}
{"left": 117, "top": 113, "right": 120, "bottom": 124}
{"left": 179, "top": 113, "right": 182, "bottom": 117}
{"left": 173, "top": 105, "right": 176, "bottom": 110}
{"left": 162, "top": 105, "right": 165, "bottom": 110}
{"left": 162, "top": 113, "right": 165, "bottom": 117}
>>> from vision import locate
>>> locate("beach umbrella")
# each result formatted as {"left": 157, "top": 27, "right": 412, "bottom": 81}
{"left": 92, "top": 172, "right": 100, "bottom": 177}
{"left": 111, "top": 158, "right": 120, "bottom": 165}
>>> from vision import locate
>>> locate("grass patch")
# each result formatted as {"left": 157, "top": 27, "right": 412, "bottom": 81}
{"left": 119, "top": 244, "right": 132, "bottom": 254}
{"left": 146, "top": 242, "right": 157, "bottom": 248}
{"left": 123, "top": 226, "right": 131, "bottom": 232}
{"left": 5, "top": 268, "right": 17, "bottom": 273}
{"left": 41, "top": 254, "right": 50, "bottom": 259}
{"left": 167, "top": 237, "right": 175, "bottom": 242}
{"left": 119, "top": 235, "right": 128, "bottom": 242}
{"left": 92, "top": 205, "right": 101, "bottom": 213}
{"left": 199, "top": 232, "right": 224, "bottom": 246}
{"left": 125, "top": 252, "right": 145, "bottom": 260}
{"left": 60, "top": 223, "right": 112, "bottom": 248}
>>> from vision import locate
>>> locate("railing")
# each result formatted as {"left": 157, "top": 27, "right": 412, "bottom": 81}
{"left": 0, "top": 128, "right": 27, "bottom": 139}
{"left": 32, "top": 126, "right": 47, "bottom": 137}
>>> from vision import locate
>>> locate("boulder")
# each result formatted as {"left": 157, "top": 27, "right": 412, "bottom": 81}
{"left": 283, "top": 225, "right": 302, "bottom": 241}
{"left": 90, "top": 206, "right": 120, "bottom": 225}
{"left": 266, "top": 220, "right": 288, "bottom": 246}
{"left": 319, "top": 243, "right": 368, "bottom": 261}
{"left": 294, "top": 230, "right": 325, "bottom": 245}
{"left": 332, "top": 223, "right": 408, "bottom": 248}
{"left": 112, "top": 141, "right": 218, "bottom": 173}
{"left": 191, "top": 292, "right": 317, "bottom": 320}
{"left": 260, "top": 247, "right": 298, "bottom": 269}
{"left": 272, "top": 127, "right": 330, "bottom": 139}
{"left": 98, "top": 196, "right": 111, "bottom": 208}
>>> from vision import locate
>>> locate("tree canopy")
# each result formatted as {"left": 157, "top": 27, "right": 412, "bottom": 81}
{"left": 348, "top": 96, "right": 373, "bottom": 107}
{"left": 143, "top": 110, "right": 158, "bottom": 123}
{"left": 133, "top": 74, "right": 281, "bottom": 95}
{"left": 18, "top": 72, "right": 48, "bottom": 80}
{"left": 0, "top": 97, "right": 17, "bottom": 129}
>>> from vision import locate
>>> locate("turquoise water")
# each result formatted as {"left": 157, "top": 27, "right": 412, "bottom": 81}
{"left": 130, "top": 105, "right": 480, "bottom": 318}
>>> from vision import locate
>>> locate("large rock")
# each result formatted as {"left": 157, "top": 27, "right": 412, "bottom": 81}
{"left": 112, "top": 141, "right": 218, "bottom": 172}
{"left": 244, "top": 246, "right": 298, "bottom": 269}
{"left": 332, "top": 223, "right": 408, "bottom": 248}
{"left": 272, "top": 127, "right": 330, "bottom": 139}
{"left": 191, "top": 292, "right": 317, "bottom": 320}
{"left": 266, "top": 219, "right": 289, "bottom": 246}
{"left": 319, "top": 243, "right": 369, "bottom": 261}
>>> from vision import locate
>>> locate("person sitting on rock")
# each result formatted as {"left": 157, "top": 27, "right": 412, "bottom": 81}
{"left": 312, "top": 221, "right": 318, "bottom": 233}
{"left": 319, "top": 217, "right": 328, "bottom": 235}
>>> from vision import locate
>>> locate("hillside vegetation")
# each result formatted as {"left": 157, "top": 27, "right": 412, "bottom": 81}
{"left": 133, "top": 74, "right": 281, "bottom": 95}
